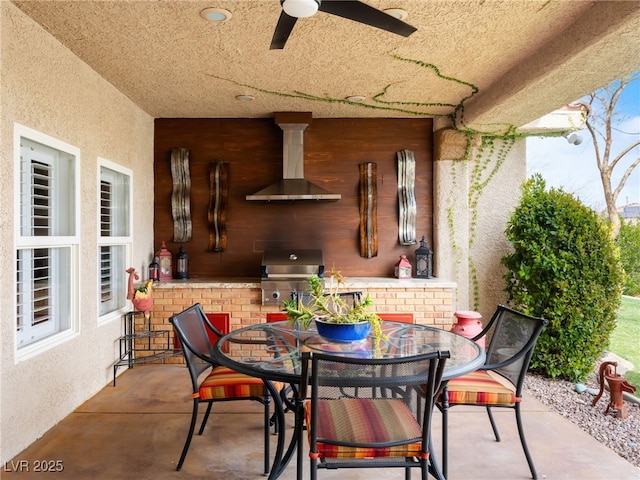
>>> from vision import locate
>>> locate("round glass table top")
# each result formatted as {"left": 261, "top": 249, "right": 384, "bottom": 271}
{"left": 214, "top": 320, "right": 485, "bottom": 384}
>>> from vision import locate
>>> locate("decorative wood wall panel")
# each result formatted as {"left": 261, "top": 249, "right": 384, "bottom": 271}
{"left": 170, "top": 148, "right": 192, "bottom": 242}
{"left": 359, "top": 162, "right": 378, "bottom": 258}
{"left": 208, "top": 161, "right": 228, "bottom": 252}
{"left": 397, "top": 149, "right": 417, "bottom": 245}
{"left": 154, "top": 118, "right": 433, "bottom": 277}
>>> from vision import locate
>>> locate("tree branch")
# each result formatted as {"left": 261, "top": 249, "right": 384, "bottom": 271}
{"left": 613, "top": 154, "right": 640, "bottom": 200}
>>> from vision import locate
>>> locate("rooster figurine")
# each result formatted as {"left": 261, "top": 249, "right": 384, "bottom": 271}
{"left": 126, "top": 267, "right": 154, "bottom": 319}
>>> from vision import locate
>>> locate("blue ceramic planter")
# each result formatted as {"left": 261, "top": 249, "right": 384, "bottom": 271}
{"left": 314, "top": 318, "right": 371, "bottom": 342}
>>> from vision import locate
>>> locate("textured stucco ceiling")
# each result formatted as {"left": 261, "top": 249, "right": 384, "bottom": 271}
{"left": 12, "top": 1, "right": 640, "bottom": 132}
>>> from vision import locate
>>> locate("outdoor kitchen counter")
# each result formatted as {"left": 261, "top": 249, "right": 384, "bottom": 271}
{"left": 147, "top": 277, "right": 457, "bottom": 359}
{"left": 151, "top": 276, "right": 456, "bottom": 289}
{"left": 152, "top": 277, "right": 261, "bottom": 289}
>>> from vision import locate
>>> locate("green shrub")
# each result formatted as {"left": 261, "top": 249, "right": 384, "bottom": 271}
{"left": 501, "top": 175, "right": 624, "bottom": 381}
{"left": 616, "top": 219, "right": 640, "bottom": 297}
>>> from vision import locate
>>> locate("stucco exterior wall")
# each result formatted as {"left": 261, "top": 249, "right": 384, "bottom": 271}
{"left": 473, "top": 139, "right": 526, "bottom": 315}
{"left": 0, "top": 3, "right": 154, "bottom": 462}
{"left": 433, "top": 126, "right": 526, "bottom": 320}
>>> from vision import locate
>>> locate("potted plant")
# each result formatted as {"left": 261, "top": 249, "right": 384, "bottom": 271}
{"left": 282, "top": 270, "right": 384, "bottom": 345}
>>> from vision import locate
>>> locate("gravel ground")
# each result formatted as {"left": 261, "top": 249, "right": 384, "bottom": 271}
{"left": 524, "top": 361, "right": 640, "bottom": 468}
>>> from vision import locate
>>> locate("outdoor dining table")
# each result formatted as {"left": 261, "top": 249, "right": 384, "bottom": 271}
{"left": 213, "top": 320, "right": 486, "bottom": 480}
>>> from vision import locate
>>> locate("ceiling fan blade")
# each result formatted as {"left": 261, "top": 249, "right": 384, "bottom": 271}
{"left": 319, "top": 1, "right": 417, "bottom": 37}
{"left": 270, "top": 11, "right": 298, "bottom": 50}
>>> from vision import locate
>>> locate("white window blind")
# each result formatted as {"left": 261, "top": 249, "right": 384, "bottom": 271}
{"left": 16, "top": 129, "right": 78, "bottom": 353}
{"left": 98, "top": 161, "right": 132, "bottom": 319}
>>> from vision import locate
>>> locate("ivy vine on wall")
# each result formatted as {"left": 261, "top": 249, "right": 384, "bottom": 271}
{"left": 208, "top": 53, "right": 575, "bottom": 310}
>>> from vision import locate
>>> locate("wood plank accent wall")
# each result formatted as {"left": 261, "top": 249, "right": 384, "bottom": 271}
{"left": 154, "top": 118, "right": 434, "bottom": 278}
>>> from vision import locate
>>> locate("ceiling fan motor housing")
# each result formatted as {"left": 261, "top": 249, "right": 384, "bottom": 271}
{"left": 281, "top": 0, "right": 320, "bottom": 18}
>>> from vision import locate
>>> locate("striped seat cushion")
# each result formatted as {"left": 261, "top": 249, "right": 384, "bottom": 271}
{"left": 305, "top": 398, "right": 424, "bottom": 459}
{"left": 198, "top": 366, "right": 282, "bottom": 400}
{"left": 446, "top": 370, "right": 518, "bottom": 405}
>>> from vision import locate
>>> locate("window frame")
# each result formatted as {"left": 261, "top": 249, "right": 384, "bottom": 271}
{"left": 97, "top": 158, "right": 133, "bottom": 325}
{"left": 14, "top": 123, "right": 81, "bottom": 362}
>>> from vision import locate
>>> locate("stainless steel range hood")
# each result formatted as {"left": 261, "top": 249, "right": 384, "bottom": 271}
{"left": 246, "top": 114, "right": 341, "bottom": 201}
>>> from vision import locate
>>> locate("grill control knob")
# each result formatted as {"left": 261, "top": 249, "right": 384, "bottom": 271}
{"left": 272, "top": 291, "right": 280, "bottom": 300}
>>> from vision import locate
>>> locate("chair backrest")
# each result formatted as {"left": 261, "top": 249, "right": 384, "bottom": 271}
{"left": 173, "top": 312, "right": 230, "bottom": 352}
{"left": 481, "top": 305, "right": 548, "bottom": 390}
{"left": 169, "top": 303, "right": 225, "bottom": 393}
{"left": 301, "top": 350, "right": 450, "bottom": 450}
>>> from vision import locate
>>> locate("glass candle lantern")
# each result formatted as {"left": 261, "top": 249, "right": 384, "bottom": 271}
{"left": 156, "top": 241, "right": 173, "bottom": 281}
{"left": 148, "top": 256, "right": 160, "bottom": 282}
{"left": 414, "top": 236, "right": 433, "bottom": 278}
{"left": 175, "top": 245, "right": 189, "bottom": 279}
{"left": 394, "top": 255, "right": 412, "bottom": 279}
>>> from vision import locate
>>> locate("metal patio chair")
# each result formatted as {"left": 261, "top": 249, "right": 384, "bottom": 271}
{"left": 299, "top": 349, "right": 450, "bottom": 480}
{"left": 437, "top": 304, "right": 548, "bottom": 479}
{"left": 170, "top": 303, "right": 283, "bottom": 475}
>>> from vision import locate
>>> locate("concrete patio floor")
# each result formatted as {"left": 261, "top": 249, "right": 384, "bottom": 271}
{"left": 4, "top": 364, "right": 639, "bottom": 480}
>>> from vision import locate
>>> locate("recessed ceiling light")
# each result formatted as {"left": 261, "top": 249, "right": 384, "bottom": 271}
{"left": 383, "top": 8, "right": 408, "bottom": 20}
{"left": 200, "top": 8, "right": 232, "bottom": 22}
{"left": 346, "top": 95, "right": 366, "bottom": 103}
{"left": 235, "top": 95, "right": 255, "bottom": 102}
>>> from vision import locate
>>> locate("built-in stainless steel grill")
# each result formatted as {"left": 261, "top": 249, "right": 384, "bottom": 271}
{"left": 260, "top": 249, "right": 324, "bottom": 305}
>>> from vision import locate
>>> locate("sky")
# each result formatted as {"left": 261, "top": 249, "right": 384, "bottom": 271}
{"left": 527, "top": 74, "right": 640, "bottom": 212}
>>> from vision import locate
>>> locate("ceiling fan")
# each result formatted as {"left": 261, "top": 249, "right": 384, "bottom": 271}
{"left": 271, "top": 0, "right": 417, "bottom": 50}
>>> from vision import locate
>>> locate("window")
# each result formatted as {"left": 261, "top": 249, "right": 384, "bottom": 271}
{"left": 15, "top": 125, "right": 80, "bottom": 358}
{"left": 98, "top": 160, "right": 132, "bottom": 321}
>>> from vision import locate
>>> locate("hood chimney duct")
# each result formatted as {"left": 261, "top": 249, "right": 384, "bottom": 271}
{"left": 246, "top": 112, "right": 341, "bottom": 201}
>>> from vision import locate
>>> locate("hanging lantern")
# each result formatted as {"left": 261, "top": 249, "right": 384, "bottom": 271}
{"left": 175, "top": 245, "right": 189, "bottom": 279}
{"left": 394, "top": 255, "right": 412, "bottom": 279}
{"left": 148, "top": 256, "right": 160, "bottom": 283}
{"left": 414, "top": 236, "right": 433, "bottom": 278}
{"left": 156, "top": 241, "right": 173, "bottom": 281}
